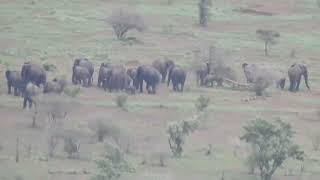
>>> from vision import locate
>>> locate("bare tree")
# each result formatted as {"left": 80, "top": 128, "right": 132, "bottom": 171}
{"left": 256, "top": 29, "right": 280, "bottom": 56}
{"left": 199, "top": 0, "right": 211, "bottom": 27}
{"left": 107, "top": 9, "right": 146, "bottom": 40}
{"left": 37, "top": 95, "right": 70, "bottom": 158}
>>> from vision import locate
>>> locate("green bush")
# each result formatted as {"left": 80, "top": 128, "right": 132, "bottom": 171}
{"left": 64, "top": 87, "right": 81, "bottom": 98}
{"left": 93, "top": 142, "right": 133, "bottom": 180}
{"left": 195, "top": 95, "right": 210, "bottom": 111}
{"left": 167, "top": 115, "right": 199, "bottom": 157}
{"left": 114, "top": 94, "right": 128, "bottom": 109}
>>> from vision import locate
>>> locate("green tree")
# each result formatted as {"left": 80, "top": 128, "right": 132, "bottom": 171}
{"left": 256, "top": 29, "right": 280, "bottom": 56}
{"left": 241, "top": 118, "right": 304, "bottom": 180}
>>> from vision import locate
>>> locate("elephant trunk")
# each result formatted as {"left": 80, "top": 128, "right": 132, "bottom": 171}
{"left": 304, "top": 71, "right": 310, "bottom": 90}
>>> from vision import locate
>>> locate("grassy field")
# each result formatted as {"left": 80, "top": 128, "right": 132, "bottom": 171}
{"left": 0, "top": 0, "right": 320, "bottom": 180}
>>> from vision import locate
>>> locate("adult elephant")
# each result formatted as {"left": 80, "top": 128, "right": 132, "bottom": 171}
{"left": 107, "top": 68, "right": 128, "bottom": 92}
{"left": 43, "top": 77, "right": 67, "bottom": 94}
{"left": 195, "top": 62, "right": 210, "bottom": 86}
{"left": 243, "top": 63, "right": 286, "bottom": 90}
{"left": 152, "top": 58, "right": 174, "bottom": 83}
{"left": 242, "top": 63, "right": 259, "bottom": 83}
{"left": 5, "top": 70, "right": 23, "bottom": 96}
{"left": 97, "top": 63, "right": 111, "bottom": 87}
{"left": 167, "top": 65, "right": 186, "bottom": 92}
{"left": 72, "top": 58, "right": 94, "bottom": 86}
{"left": 135, "top": 65, "right": 162, "bottom": 94}
{"left": 288, "top": 63, "right": 310, "bottom": 92}
{"left": 23, "top": 83, "right": 41, "bottom": 109}
{"left": 73, "top": 66, "right": 90, "bottom": 87}
{"left": 127, "top": 68, "right": 137, "bottom": 87}
{"left": 21, "top": 62, "right": 47, "bottom": 87}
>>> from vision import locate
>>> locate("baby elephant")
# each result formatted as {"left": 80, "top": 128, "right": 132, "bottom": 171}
{"left": 43, "top": 77, "right": 67, "bottom": 94}
{"left": 167, "top": 65, "right": 186, "bottom": 92}
{"left": 23, "top": 83, "right": 41, "bottom": 109}
{"left": 5, "top": 70, "right": 23, "bottom": 96}
{"left": 204, "top": 74, "right": 223, "bottom": 87}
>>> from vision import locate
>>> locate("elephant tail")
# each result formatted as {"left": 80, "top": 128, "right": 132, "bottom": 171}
{"left": 304, "top": 70, "right": 310, "bottom": 90}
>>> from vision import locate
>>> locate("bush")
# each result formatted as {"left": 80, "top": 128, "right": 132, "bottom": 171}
{"left": 64, "top": 86, "right": 81, "bottom": 98}
{"left": 114, "top": 94, "right": 128, "bottom": 109}
{"left": 310, "top": 131, "right": 320, "bottom": 151}
{"left": 167, "top": 115, "right": 199, "bottom": 157}
{"left": 195, "top": 95, "right": 210, "bottom": 111}
{"left": 43, "top": 63, "right": 57, "bottom": 72}
{"left": 107, "top": 9, "right": 146, "bottom": 40}
{"left": 241, "top": 118, "right": 304, "bottom": 180}
{"left": 63, "top": 136, "right": 80, "bottom": 159}
{"left": 89, "top": 119, "right": 122, "bottom": 143}
{"left": 93, "top": 142, "right": 133, "bottom": 180}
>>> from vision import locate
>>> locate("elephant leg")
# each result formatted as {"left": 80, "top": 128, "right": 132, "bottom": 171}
{"left": 7, "top": 82, "right": 11, "bottom": 94}
{"left": 289, "top": 78, "right": 295, "bottom": 92}
{"left": 23, "top": 97, "right": 27, "bottom": 109}
{"left": 139, "top": 81, "right": 143, "bottom": 93}
{"left": 296, "top": 75, "right": 302, "bottom": 91}
{"left": 14, "top": 87, "right": 18, "bottom": 96}
{"left": 28, "top": 98, "right": 33, "bottom": 109}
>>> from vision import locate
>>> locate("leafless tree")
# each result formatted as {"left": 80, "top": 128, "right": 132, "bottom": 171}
{"left": 107, "top": 9, "right": 146, "bottom": 40}
{"left": 256, "top": 29, "right": 280, "bottom": 56}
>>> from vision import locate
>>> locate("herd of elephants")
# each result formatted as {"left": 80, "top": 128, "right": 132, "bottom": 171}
{"left": 4, "top": 57, "right": 310, "bottom": 108}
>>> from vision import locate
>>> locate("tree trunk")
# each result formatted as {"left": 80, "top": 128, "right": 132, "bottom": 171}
{"left": 264, "top": 41, "right": 268, "bottom": 56}
{"left": 16, "top": 137, "right": 19, "bottom": 163}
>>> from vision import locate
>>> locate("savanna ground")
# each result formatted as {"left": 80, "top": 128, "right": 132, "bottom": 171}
{"left": 0, "top": 0, "right": 320, "bottom": 179}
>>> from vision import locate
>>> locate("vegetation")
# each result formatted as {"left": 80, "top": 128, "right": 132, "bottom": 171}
{"left": 195, "top": 95, "right": 210, "bottom": 111}
{"left": 198, "top": 0, "right": 211, "bottom": 27}
{"left": 114, "top": 94, "right": 128, "bottom": 109}
{"left": 167, "top": 115, "right": 199, "bottom": 157}
{"left": 89, "top": 119, "right": 122, "bottom": 143}
{"left": 93, "top": 142, "right": 132, "bottom": 180}
{"left": 107, "top": 9, "right": 146, "bottom": 41}
{"left": 241, "top": 118, "right": 304, "bottom": 180}
{"left": 256, "top": 29, "right": 280, "bottom": 56}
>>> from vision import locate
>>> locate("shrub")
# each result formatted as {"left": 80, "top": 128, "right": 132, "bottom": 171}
{"left": 310, "top": 131, "right": 320, "bottom": 151}
{"left": 167, "top": 115, "right": 199, "bottom": 157}
{"left": 64, "top": 86, "right": 81, "bottom": 98}
{"left": 241, "top": 118, "right": 304, "bottom": 180}
{"left": 89, "top": 119, "right": 122, "bottom": 143}
{"left": 93, "top": 142, "right": 132, "bottom": 180}
{"left": 43, "top": 63, "right": 57, "bottom": 72}
{"left": 195, "top": 95, "right": 210, "bottom": 111}
{"left": 63, "top": 136, "right": 80, "bottom": 159}
{"left": 107, "top": 9, "right": 146, "bottom": 40}
{"left": 114, "top": 94, "right": 128, "bottom": 109}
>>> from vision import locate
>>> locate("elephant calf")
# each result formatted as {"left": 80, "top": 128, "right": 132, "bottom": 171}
{"left": 5, "top": 70, "right": 23, "bottom": 96}
{"left": 23, "top": 83, "right": 41, "bottom": 109}
{"left": 195, "top": 62, "right": 210, "bottom": 86}
{"left": 203, "top": 74, "right": 223, "bottom": 87}
{"left": 43, "top": 77, "right": 67, "bottom": 94}
{"left": 167, "top": 65, "right": 186, "bottom": 92}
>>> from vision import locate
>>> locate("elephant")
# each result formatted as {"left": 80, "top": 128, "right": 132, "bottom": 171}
{"left": 5, "top": 70, "right": 23, "bottom": 96}
{"left": 288, "top": 63, "right": 310, "bottom": 92}
{"left": 73, "top": 66, "right": 90, "bottom": 87}
{"left": 152, "top": 58, "right": 174, "bottom": 83}
{"left": 126, "top": 68, "right": 137, "bottom": 87}
{"left": 43, "top": 77, "right": 67, "bottom": 94}
{"left": 203, "top": 73, "right": 224, "bottom": 87}
{"left": 167, "top": 65, "right": 186, "bottom": 92}
{"left": 135, "top": 65, "right": 162, "bottom": 94}
{"left": 21, "top": 62, "right": 47, "bottom": 87}
{"left": 105, "top": 67, "right": 129, "bottom": 92}
{"left": 72, "top": 58, "right": 94, "bottom": 86}
{"left": 243, "top": 63, "right": 286, "bottom": 90}
{"left": 97, "top": 63, "right": 111, "bottom": 87}
{"left": 242, "top": 63, "right": 259, "bottom": 83}
{"left": 23, "top": 82, "right": 41, "bottom": 109}
{"left": 195, "top": 62, "right": 210, "bottom": 86}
